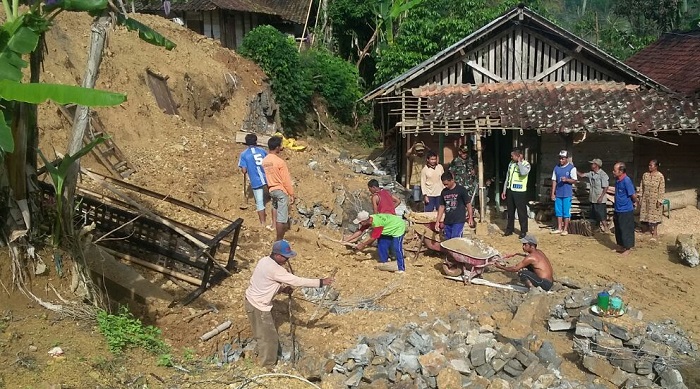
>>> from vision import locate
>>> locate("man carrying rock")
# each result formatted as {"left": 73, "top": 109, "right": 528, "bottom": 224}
{"left": 244, "top": 240, "right": 334, "bottom": 367}
{"left": 346, "top": 211, "right": 406, "bottom": 273}
{"left": 238, "top": 133, "right": 274, "bottom": 230}
{"left": 368, "top": 179, "right": 401, "bottom": 215}
{"left": 577, "top": 158, "right": 610, "bottom": 233}
{"left": 495, "top": 235, "right": 554, "bottom": 291}
{"left": 434, "top": 172, "right": 470, "bottom": 239}
{"left": 262, "top": 136, "right": 295, "bottom": 240}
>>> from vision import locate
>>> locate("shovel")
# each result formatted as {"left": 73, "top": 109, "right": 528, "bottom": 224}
{"left": 240, "top": 173, "right": 249, "bottom": 210}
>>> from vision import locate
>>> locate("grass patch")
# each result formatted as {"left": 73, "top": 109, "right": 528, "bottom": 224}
{"left": 96, "top": 306, "right": 168, "bottom": 355}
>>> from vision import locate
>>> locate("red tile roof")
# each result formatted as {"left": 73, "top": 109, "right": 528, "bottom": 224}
{"left": 626, "top": 30, "right": 700, "bottom": 96}
{"left": 412, "top": 82, "right": 700, "bottom": 134}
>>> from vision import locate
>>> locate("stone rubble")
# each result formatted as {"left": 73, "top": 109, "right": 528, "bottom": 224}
{"left": 549, "top": 286, "right": 697, "bottom": 389}
{"left": 675, "top": 234, "right": 699, "bottom": 267}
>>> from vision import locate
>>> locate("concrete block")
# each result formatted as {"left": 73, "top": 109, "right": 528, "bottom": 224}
{"left": 575, "top": 322, "right": 598, "bottom": 337}
{"left": 547, "top": 318, "right": 574, "bottom": 331}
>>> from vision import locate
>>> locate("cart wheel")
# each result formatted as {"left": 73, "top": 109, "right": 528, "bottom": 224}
{"left": 442, "top": 263, "right": 463, "bottom": 277}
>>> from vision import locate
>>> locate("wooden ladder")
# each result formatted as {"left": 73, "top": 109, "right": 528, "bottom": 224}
{"left": 56, "top": 104, "right": 136, "bottom": 179}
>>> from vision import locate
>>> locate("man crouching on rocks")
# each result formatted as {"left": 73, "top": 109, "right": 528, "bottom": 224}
{"left": 495, "top": 235, "right": 554, "bottom": 291}
{"left": 245, "top": 240, "right": 334, "bottom": 367}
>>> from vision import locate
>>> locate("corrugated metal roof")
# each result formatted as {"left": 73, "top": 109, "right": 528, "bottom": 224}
{"left": 626, "top": 30, "right": 700, "bottom": 97}
{"left": 412, "top": 81, "right": 700, "bottom": 134}
{"left": 363, "top": 6, "right": 665, "bottom": 102}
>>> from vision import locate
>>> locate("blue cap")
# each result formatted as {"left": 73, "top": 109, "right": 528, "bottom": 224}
{"left": 272, "top": 240, "right": 297, "bottom": 258}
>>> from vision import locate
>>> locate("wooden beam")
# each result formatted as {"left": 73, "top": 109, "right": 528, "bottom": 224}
{"left": 466, "top": 60, "right": 502, "bottom": 82}
{"left": 530, "top": 56, "right": 573, "bottom": 81}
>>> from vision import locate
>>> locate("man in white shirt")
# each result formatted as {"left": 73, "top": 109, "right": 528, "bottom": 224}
{"left": 244, "top": 240, "right": 334, "bottom": 367}
{"left": 421, "top": 151, "right": 445, "bottom": 211}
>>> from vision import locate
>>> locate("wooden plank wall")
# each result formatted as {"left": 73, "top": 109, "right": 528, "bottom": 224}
{"left": 634, "top": 133, "right": 700, "bottom": 192}
{"left": 538, "top": 133, "right": 633, "bottom": 200}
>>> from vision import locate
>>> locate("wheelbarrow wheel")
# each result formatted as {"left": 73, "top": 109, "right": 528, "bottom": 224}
{"left": 441, "top": 263, "right": 463, "bottom": 277}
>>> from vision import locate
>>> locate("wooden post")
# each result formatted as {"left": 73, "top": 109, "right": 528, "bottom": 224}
{"left": 494, "top": 124, "right": 501, "bottom": 212}
{"left": 476, "top": 122, "right": 485, "bottom": 223}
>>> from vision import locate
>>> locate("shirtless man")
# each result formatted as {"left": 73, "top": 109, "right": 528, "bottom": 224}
{"left": 495, "top": 235, "right": 554, "bottom": 291}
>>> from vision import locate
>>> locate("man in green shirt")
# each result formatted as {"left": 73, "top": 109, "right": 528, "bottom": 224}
{"left": 345, "top": 211, "right": 406, "bottom": 273}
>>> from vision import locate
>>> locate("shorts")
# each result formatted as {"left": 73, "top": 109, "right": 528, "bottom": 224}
{"left": 518, "top": 269, "right": 553, "bottom": 291}
{"left": 443, "top": 223, "right": 464, "bottom": 239}
{"left": 591, "top": 203, "right": 606, "bottom": 223}
{"left": 270, "top": 189, "right": 289, "bottom": 223}
{"left": 554, "top": 197, "right": 572, "bottom": 218}
{"left": 425, "top": 196, "right": 441, "bottom": 212}
{"left": 252, "top": 186, "right": 269, "bottom": 212}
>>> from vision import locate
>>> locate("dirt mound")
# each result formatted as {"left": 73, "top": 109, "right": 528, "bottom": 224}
{"left": 38, "top": 12, "right": 266, "bottom": 222}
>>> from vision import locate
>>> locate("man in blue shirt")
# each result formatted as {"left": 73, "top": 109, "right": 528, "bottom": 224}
{"left": 238, "top": 134, "right": 274, "bottom": 230}
{"left": 550, "top": 150, "right": 577, "bottom": 236}
{"left": 612, "top": 162, "right": 638, "bottom": 256}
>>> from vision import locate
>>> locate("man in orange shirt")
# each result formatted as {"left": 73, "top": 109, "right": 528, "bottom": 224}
{"left": 262, "top": 136, "right": 295, "bottom": 240}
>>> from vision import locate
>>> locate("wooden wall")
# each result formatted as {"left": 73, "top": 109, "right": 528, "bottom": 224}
{"left": 538, "top": 133, "right": 633, "bottom": 200}
{"left": 633, "top": 133, "right": 700, "bottom": 192}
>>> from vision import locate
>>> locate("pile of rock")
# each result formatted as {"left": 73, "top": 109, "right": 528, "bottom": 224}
{"left": 295, "top": 186, "right": 350, "bottom": 229}
{"left": 548, "top": 288, "right": 697, "bottom": 388}
{"left": 297, "top": 309, "right": 593, "bottom": 389}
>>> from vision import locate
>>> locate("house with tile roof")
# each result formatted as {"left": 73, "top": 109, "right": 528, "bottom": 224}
{"left": 135, "top": 0, "right": 311, "bottom": 49}
{"left": 362, "top": 5, "right": 700, "bottom": 217}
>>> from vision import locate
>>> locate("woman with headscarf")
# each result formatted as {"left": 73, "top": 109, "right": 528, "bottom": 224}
{"left": 639, "top": 159, "right": 665, "bottom": 240}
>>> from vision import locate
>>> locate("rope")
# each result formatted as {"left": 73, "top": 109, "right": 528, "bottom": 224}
{"left": 236, "top": 373, "right": 322, "bottom": 389}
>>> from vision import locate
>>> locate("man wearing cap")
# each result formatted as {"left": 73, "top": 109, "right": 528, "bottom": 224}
{"left": 421, "top": 151, "right": 445, "bottom": 212}
{"left": 407, "top": 141, "right": 428, "bottom": 188}
{"left": 577, "top": 158, "right": 610, "bottom": 233}
{"left": 245, "top": 240, "right": 334, "bottom": 367}
{"left": 502, "top": 148, "right": 531, "bottom": 238}
{"left": 346, "top": 211, "right": 406, "bottom": 272}
{"left": 449, "top": 145, "right": 477, "bottom": 227}
{"left": 238, "top": 133, "right": 274, "bottom": 230}
{"left": 496, "top": 235, "right": 554, "bottom": 291}
{"left": 550, "top": 150, "right": 578, "bottom": 236}
{"left": 262, "top": 136, "right": 295, "bottom": 240}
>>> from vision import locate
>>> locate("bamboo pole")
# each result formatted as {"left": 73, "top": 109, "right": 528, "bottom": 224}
{"left": 476, "top": 125, "right": 485, "bottom": 223}
{"left": 102, "top": 247, "right": 203, "bottom": 286}
{"left": 297, "top": 0, "right": 314, "bottom": 52}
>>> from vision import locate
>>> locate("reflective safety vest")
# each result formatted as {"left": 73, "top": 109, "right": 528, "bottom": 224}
{"left": 507, "top": 161, "right": 530, "bottom": 192}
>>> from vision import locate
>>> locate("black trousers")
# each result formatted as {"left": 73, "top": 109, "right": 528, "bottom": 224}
{"left": 614, "top": 211, "right": 635, "bottom": 249}
{"left": 506, "top": 189, "right": 528, "bottom": 234}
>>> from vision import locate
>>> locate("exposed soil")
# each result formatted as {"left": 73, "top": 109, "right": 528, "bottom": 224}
{"left": 1, "top": 10, "right": 699, "bottom": 389}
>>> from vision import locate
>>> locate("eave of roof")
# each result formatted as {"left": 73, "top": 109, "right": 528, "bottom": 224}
{"left": 409, "top": 81, "right": 700, "bottom": 134}
{"left": 363, "top": 6, "right": 667, "bottom": 102}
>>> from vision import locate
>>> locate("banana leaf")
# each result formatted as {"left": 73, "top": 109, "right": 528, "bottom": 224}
{"left": 0, "top": 111, "right": 13, "bottom": 152}
{"left": 116, "top": 14, "right": 176, "bottom": 50}
{"left": 0, "top": 79, "right": 126, "bottom": 105}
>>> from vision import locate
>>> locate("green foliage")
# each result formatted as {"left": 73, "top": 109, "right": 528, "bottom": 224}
{"left": 157, "top": 353, "right": 173, "bottom": 367}
{"left": 358, "top": 122, "right": 379, "bottom": 147}
{"left": 96, "top": 306, "right": 168, "bottom": 354}
{"left": 239, "top": 25, "right": 313, "bottom": 129}
{"left": 116, "top": 14, "right": 176, "bottom": 50}
{"left": 301, "top": 48, "right": 362, "bottom": 124}
{"left": 38, "top": 136, "right": 106, "bottom": 246}
{"left": 327, "top": 0, "right": 375, "bottom": 61}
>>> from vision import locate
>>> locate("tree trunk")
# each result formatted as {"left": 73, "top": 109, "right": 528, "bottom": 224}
{"left": 62, "top": 15, "right": 111, "bottom": 306}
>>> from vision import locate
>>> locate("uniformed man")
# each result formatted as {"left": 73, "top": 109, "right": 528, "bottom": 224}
{"left": 501, "top": 148, "right": 531, "bottom": 238}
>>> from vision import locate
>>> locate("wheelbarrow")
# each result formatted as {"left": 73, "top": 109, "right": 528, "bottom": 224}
{"left": 440, "top": 238, "right": 502, "bottom": 284}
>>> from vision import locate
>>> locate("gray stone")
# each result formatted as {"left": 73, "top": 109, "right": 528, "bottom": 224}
{"left": 480, "top": 325, "right": 495, "bottom": 333}
{"left": 471, "top": 343, "right": 488, "bottom": 367}
{"left": 641, "top": 339, "right": 673, "bottom": 358}
{"left": 609, "top": 350, "right": 636, "bottom": 373}
{"left": 635, "top": 358, "right": 653, "bottom": 376}
{"left": 485, "top": 347, "right": 498, "bottom": 363}
{"left": 432, "top": 319, "right": 451, "bottom": 336}
{"left": 564, "top": 289, "right": 595, "bottom": 309}
{"left": 676, "top": 234, "right": 699, "bottom": 267}
{"left": 575, "top": 323, "right": 598, "bottom": 338}
{"left": 607, "top": 322, "right": 633, "bottom": 341}
{"left": 398, "top": 350, "right": 420, "bottom": 376}
{"left": 476, "top": 363, "right": 496, "bottom": 378}
{"left": 449, "top": 358, "right": 472, "bottom": 375}
{"left": 594, "top": 331, "right": 624, "bottom": 350}
{"left": 503, "top": 362, "right": 524, "bottom": 377}
{"left": 578, "top": 312, "right": 603, "bottom": 330}
{"left": 415, "top": 375, "right": 436, "bottom": 389}
{"left": 466, "top": 375, "right": 491, "bottom": 389}
{"left": 491, "top": 358, "right": 507, "bottom": 372}
{"left": 452, "top": 319, "right": 473, "bottom": 335}
{"left": 369, "top": 332, "right": 398, "bottom": 347}
{"left": 548, "top": 318, "right": 575, "bottom": 331}
{"left": 348, "top": 343, "right": 374, "bottom": 366}
{"left": 346, "top": 359, "right": 358, "bottom": 371}
{"left": 626, "top": 307, "right": 644, "bottom": 321}
{"left": 296, "top": 355, "right": 333, "bottom": 380}
{"left": 407, "top": 330, "right": 433, "bottom": 355}
{"left": 534, "top": 373, "right": 557, "bottom": 388}
{"left": 515, "top": 349, "right": 539, "bottom": 368}
{"left": 345, "top": 369, "right": 364, "bottom": 387}
{"left": 623, "top": 376, "right": 656, "bottom": 388}
{"left": 500, "top": 343, "right": 518, "bottom": 360}
{"left": 660, "top": 368, "right": 687, "bottom": 389}
{"left": 625, "top": 336, "right": 644, "bottom": 348}
{"left": 535, "top": 341, "right": 562, "bottom": 369}
{"left": 308, "top": 161, "right": 319, "bottom": 170}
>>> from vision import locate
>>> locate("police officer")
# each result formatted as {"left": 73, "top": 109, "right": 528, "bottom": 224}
{"left": 501, "top": 148, "right": 531, "bottom": 238}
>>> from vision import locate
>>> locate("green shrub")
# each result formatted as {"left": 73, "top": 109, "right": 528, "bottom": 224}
{"left": 301, "top": 48, "right": 362, "bottom": 124}
{"left": 239, "top": 26, "right": 313, "bottom": 129}
{"left": 358, "top": 122, "right": 380, "bottom": 147}
{"left": 96, "top": 306, "right": 168, "bottom": 354}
